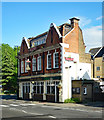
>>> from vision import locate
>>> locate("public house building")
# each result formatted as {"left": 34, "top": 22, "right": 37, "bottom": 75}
{"left": 18, "top": 17, "right": 91, "bottom": 102}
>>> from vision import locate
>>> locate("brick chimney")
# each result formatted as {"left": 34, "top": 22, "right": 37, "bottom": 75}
{"left": 69, "top": 17, "right": 80, "bottom": 28}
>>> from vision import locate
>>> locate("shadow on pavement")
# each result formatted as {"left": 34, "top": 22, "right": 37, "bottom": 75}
{"left": 0, "top": 94, "right": 17, "bottom": 100}
{"left": 80, "top": 101, "right": 104, "bottom": 108}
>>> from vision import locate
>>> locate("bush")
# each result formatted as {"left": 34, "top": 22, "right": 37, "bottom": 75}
{"left": 4, "top": 90, "right": 9, "bottom": 94}
{"left": 64, "top": 98, "right": 80, "bottom": 103}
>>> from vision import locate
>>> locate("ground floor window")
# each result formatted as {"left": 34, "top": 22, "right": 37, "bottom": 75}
{"left": 33, "top": 81, "right": 44, "bottom": 94}
{"left": 46, "top": 81, "right": 59, "bottom": 94}
{"left": 23, "top": 83, "right": 30, "bottom": 93}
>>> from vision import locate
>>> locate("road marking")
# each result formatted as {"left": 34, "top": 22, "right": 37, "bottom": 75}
{"left": 20, "top": 104, "right": 36, "bottom": 106}
{"left": 49, "top": 115, "right": 56, "bottom": 119}
{"left": 9, "top": 107, "right": 44, "bottom": 116}
{"left": 0, "top": 105, "right": 9, "bottom": 107}
{"left": 10, "top": 104, "right": 19, "bottom": 107}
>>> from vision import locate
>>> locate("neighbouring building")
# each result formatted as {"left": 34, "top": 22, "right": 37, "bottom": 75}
{"left": 17, "top": 17, "right": 91, "bottom": 102}
{"left": 89, "top": 46, "right": 104, "bottom": 79}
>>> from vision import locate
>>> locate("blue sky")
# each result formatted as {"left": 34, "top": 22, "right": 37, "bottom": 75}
{"left": 2, "top": 2, "right": 102, "bottom": 52}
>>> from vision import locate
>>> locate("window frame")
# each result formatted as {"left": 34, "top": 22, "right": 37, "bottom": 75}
{"left": 37, "top": 56, "right": 41, "bottom": 71}
{"left": 32, "top": 57, "right": 36, "bottom": 71}
{"left": 21, "top": 60, "right": 24, "bottom": 73}
{"left": 83, "top": 87, "right": 87, "bottom": 95}
{"left": 53, "top": 52, "right": 59, "bottom": 68}
{"left": 47, "top": 53, "right": 52, "bottom": 69}
{"left": 25, "top": 59, "right": 28, "bottom": 73}
{"left": 96, "top": 66, "right": 100, "bottom": 71}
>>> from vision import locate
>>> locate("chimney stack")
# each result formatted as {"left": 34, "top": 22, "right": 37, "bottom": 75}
{"left": 69, "top": 17, "right": 80, "bottom": 28}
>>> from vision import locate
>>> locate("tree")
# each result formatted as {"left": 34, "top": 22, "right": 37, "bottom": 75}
{"left": 0, "top": 44, "right": 20, "bottom": 93}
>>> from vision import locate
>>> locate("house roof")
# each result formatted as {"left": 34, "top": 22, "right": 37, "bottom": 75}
{"left": 89, "top": 47, "right": 101, "bottom": 55}
{"left": 27, "top": 23, "right": 73, "bottom": 42}
{"left": 28, "top": 32, "right": 47, "bottom": 41}
{"left": 93, "top": 46, "right": 104, "bottom": 58}
{"left": 57, "top": 23, "right": 72, "bottom": 36}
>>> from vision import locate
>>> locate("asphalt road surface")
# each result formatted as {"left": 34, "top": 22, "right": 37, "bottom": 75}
{"left": 1, "top": 99, "right": 103, "bottom": 120}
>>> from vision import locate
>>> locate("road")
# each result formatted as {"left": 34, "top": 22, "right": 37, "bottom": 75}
{"left": 1, "top": 99, "right": 103, "bottom": 120}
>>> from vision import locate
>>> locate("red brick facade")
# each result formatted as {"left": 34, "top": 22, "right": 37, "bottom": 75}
{"left": 18, "top": 17, "right": 89, "bottom": 102}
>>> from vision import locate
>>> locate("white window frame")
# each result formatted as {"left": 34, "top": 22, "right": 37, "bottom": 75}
{"left": 53, "top": 52, "right": 59, "bottom": 68}
{"left": 21, "top": 60, "right": 24, "bottom": 73}
{"left": 25, "top": 59, "right": 28, "bottom": 73}
{"left": 47, "top": 54, "right": 52, "bottom": 69}
{"left": 83, "top": 87, "right": 87, "bottom": 95}
{"left": 32, "top": 57, "right": 36, "bottom": 71}
{"left": 37, "top": 56, "right": 41, "bottom": 71}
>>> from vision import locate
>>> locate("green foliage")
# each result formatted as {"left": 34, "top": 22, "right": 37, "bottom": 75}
{"left": 64, "top": 98, "right": 80, "bottom": 103}
{"left": 0, "top": 44, "right": 20, "bottom": 94}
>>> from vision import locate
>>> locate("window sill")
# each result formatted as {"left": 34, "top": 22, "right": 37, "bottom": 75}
{"left": 46, "top": 68, "right": 52, "bottom": 70}
{"left": 53, "top": 67, "right": 59, "bottom": 69}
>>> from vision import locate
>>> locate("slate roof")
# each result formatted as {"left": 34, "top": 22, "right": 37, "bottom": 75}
{"left": 28, "top": 23, "right": 73, "bottom": 42}
{"left": 94, "top": 46, "right": 104, "bottom": 58}
{"left": 89, "top": 47, "right": 101, "bottom": 55}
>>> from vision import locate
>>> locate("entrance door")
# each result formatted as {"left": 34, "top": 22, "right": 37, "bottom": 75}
{"left": 23, "top": 83, "right": 30, "bottom": 100}
{"left": 56, "top": 86, "right": 59, "bottom": 102}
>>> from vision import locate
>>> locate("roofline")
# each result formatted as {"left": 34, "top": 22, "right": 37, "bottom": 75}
{"left": 50, "top": 23, "right": 62, "bottom": 38}
{"left": 93, "top": 46, "right": 103, "bottom": 58}
{"left": 28, "top": 32, "right": 47, "bottom": 41}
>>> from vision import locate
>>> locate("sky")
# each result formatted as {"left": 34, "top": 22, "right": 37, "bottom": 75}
{"left": 2, "top": 2, "right": 102, "bottom": 52}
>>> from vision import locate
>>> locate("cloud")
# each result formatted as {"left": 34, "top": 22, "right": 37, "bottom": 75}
{"left": 77, "top": 16, "right": 92, "bottom": 28}
{"left": 96, "top": 16, "right": 102, "bottom": 20}
{"left": 83, "top": 25, "right": 102, "bottom": 52}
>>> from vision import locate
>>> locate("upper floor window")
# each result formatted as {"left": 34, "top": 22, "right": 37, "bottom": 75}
{"left": 37, "top": 56, "right": 41, "bottom": 71}
{"left": 47, "top": 54, "right": 52, "bottom": 69}
{"left": 21, "top": 60, "right": 24, "bottom": 73}
{"left": 25, "top": 59, "right": 28, "bottom": 73}
{"left": 53, "top": 52, "right": 59, "bottom": 68}
{"left": 32, "top": 57, "right": 36, "bottom": 71}
{"left": 97, "top": 67, "right": 100, "bottom": 71}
